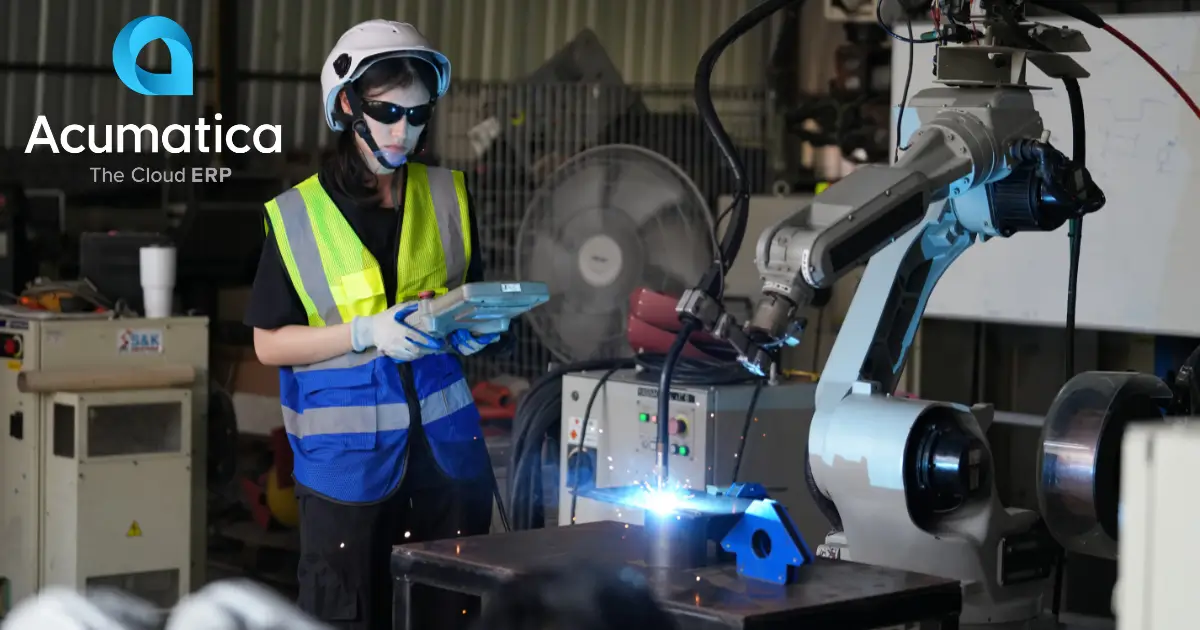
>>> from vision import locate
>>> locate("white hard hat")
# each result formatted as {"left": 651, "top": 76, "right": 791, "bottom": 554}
{"left": 320, "top": 20, "right": 451, "bottom": 132}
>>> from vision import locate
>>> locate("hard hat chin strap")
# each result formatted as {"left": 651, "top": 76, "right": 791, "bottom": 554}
{"left": 342, "top": 84, "right": 407, "bottom": 171}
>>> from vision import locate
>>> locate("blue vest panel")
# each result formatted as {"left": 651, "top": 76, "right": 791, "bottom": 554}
{"left": 280, "top": 352, "right": 488, "bottom": 503}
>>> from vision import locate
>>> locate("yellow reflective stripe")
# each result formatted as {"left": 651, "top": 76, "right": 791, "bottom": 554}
{"left": 452, "top": 169, "right": 472, "bottom": 281}
{"left": 264, "top": 194, "right": 326, "bottom": 327}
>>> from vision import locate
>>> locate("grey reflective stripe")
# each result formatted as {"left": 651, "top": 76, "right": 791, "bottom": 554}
{"left": 421, "top": 378, "right": 475, "bottom": 419}
{"left": 275, "top": 187, "right": 343, "bottom": 325}
{"left": 293, "top": 349, "right": 380, "bottom": 373}
{"left": 283, "top": 402, "right": 411, "bottom": 439}
{"left": 283, "top": 377, "right": 474, "bottom": 440}
{"left": 425, "top": 166, "right": 466, "bottom": 288}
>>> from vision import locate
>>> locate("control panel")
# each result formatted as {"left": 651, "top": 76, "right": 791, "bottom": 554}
{"left": 558, "top": 369, "right": 828, "bottom": 542}
{"left": 634, "top": 401, "right": 695, "bottom": 459}
{"left": 562, "top": 380, "right": 710, "bottom": 497}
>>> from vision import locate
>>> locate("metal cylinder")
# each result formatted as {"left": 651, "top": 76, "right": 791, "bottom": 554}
{"left": 643, "top": 511, "right": 709, "bottom": 569}
{"left": 1038, "top": 371, "right": 1173, "bottom": 559}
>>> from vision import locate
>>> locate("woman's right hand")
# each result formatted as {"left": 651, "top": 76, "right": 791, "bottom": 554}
{"left": 350, "top": 301, "right": 446, "bottom": 361}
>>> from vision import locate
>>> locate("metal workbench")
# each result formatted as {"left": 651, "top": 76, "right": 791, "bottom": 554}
{"left": 391, "top": 521, "right": 962, "bottom": 629}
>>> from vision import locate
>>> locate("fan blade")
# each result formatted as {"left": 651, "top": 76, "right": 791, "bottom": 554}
{"left": 555, "top": 310, "right": 620, "bottom": 360}
{"left": 524, "top": 237, "right": 576, "bottom": 294}
{"left": 551, "top": 162, "right": 608, "bottom": 217}
{"left": 596, "top": 315, "right": 635, "bottom": 359}
{"left": 643, "top": 263, "right": 692, "bottom": 296}
{"left": 640, "top": 213, "right": 710, "bottom": 288}
{"left": 547, "top": 161, "right": 625, "bottom": 237}
{"left": 605, "top": 164, "right": 691, "bottom": 227}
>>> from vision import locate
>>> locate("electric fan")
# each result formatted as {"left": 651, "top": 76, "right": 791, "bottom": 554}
{"left": 515, "top": 144, "right": 715, "bottom": 361}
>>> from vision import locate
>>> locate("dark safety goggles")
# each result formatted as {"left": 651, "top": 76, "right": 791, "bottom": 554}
{"left": 360, "top": 99, "right": 435, "bottom": 126}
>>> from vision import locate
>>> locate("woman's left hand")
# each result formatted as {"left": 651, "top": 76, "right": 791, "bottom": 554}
{"left": 448, "top": 329, "right": 500, "bottom": 356}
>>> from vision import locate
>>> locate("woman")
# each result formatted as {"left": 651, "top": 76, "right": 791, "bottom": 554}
{"left": 244, "top": 20, "right": 504, "bottom": 630}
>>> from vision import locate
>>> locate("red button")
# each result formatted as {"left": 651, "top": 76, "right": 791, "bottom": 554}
{"left": 668, "top": 419, "right": 681, "bottom": 435}
{"left": 3, "top": 339, "right": 13, "bottom": 354}
{"left": 418, "top": 290, "right": 436, "bottom": 299}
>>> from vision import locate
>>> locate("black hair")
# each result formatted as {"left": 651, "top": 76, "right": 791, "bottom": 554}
{"left": 327, "top": 55, "right": 440, "bottom": 205}
{"left": 470, "top": 565, "right": 678, "bottom": 630}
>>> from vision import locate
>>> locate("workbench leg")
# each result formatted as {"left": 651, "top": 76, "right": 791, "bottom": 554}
{"left": 392, "top": 576, "right": 413, "bottom": 630}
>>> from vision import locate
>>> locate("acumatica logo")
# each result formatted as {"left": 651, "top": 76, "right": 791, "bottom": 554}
{"left": 24, "top": 15, "right": 281, "bottom": 155}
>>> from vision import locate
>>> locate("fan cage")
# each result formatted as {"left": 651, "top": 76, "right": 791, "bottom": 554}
{"left": 429, "top": 81, "right": 772, "bottom": 384}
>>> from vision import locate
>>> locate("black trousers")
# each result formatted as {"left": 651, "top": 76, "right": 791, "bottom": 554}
{"left": 295, "top": 475, "right": 493, "bottom": 630}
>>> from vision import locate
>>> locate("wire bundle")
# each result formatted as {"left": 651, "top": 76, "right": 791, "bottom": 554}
{"left": 507, "top": 358, "right": 634, "bottom": 531}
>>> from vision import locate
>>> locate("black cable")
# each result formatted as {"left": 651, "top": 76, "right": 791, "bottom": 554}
{"left": 508, "top": 351, "right": 761, "bottom": 528}
{"left": 508, "top": 352, "right": 744, "bottom": 529}
{"left": 508, "top": 358, "right": 634, "bottom": 530}
{"left": 510, "top": 358, "right": 635, "bottom": 487}
{"left": 1063, "top": 76, "right": 1085, "bottom": 382}
{"left": 876, "top": 0, "right": 938, "bottom": 45}
{"left": 994, "top": 7, "right": 1087, "bottom": 621}
{"left": 662, "top": 0, "right": 806, "bottom": 495}
{"left": 492, "top": 480, "right": 511, "bottom": 532}
{"left": 568, "top": 366, "right": 623, "bottom": 525}
{"left": 730, "top": 379, "right": 765, "bottom": 483}
{"left": 656, "top": 320, "right": 701, "bottom": 489}
{"left": 1050, "top": 74, "right": 1087, "bottom": 625}
{"left": 634, "top": 353, "right": 759, "bottom": 386}
{"left": 894, "top": 12, "right": 917, "bottom": 161}
{"left": 693, "top": 0, "right": 806, "bottom": 297}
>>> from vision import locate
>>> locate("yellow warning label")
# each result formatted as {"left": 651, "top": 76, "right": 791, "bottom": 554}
{"left": 126, "top": 521, "right": 142, "bottom": 537}
{"left": 6, "top": 361, "right": 19, "bottom": 371}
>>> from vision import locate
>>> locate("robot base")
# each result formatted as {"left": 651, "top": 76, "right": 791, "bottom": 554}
{"left": 809, "top": 386, "right": 1057, "bottom": 626}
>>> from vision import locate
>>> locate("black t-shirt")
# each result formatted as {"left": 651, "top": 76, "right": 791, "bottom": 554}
{"left": 245, "top": 159, "right": 497, "bottom": 492}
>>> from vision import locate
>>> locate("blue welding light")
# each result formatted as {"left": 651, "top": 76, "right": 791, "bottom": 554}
{"left": 631, "top": 483, "right": 693, "bottom": 515}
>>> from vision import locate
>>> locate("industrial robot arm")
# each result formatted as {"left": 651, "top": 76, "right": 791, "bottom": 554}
{"left": 677, "top": 4, "right": 1108, "bottom": 624}
{"left": 750, "top": 87, "right": 1104, "bottom": 390}
{"left": 679, "top": 82, "right": 1103, "bottom": 380}
{"left": 794, "top": 8, "right": 1108, "bottom": 625}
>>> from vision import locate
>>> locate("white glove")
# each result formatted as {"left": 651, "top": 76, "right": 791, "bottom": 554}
{"left": 448, "top": 328, "right": 500, "bottom": 356}
{"left": 350, "top": 302, "right": 445, "bottom": 362}
{"left": 166, "top": 579, "right": 331, "bottom": 630}
{"left": 1, "top": 587, "right": 162, "bottom": 630}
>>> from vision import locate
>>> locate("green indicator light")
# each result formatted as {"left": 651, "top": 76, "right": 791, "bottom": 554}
{"left": 639, "top": 412, "right": 649, "bottom": 422}
{"left": 678, "top": 445, "right": 690, "bottom": 456}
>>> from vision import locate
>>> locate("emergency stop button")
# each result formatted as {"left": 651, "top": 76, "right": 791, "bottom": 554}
{"left": 668, "top": 418, "right": 687, "bottom": 435}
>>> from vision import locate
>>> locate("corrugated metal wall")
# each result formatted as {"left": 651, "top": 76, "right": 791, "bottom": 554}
{"left": 0, "top": 0, "right": 785, "bottom": 151}
{"left": 0, "top": 0, "right": 215, "bottom": 149}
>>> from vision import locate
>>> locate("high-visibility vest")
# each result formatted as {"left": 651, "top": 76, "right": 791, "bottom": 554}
{"left": 263, "top": 163, "right": 490, "bottom": 503}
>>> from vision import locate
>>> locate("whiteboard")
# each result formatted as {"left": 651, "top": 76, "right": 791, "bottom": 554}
{"left": 891, "top": 14, "right": 1200, "bottom": 336}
